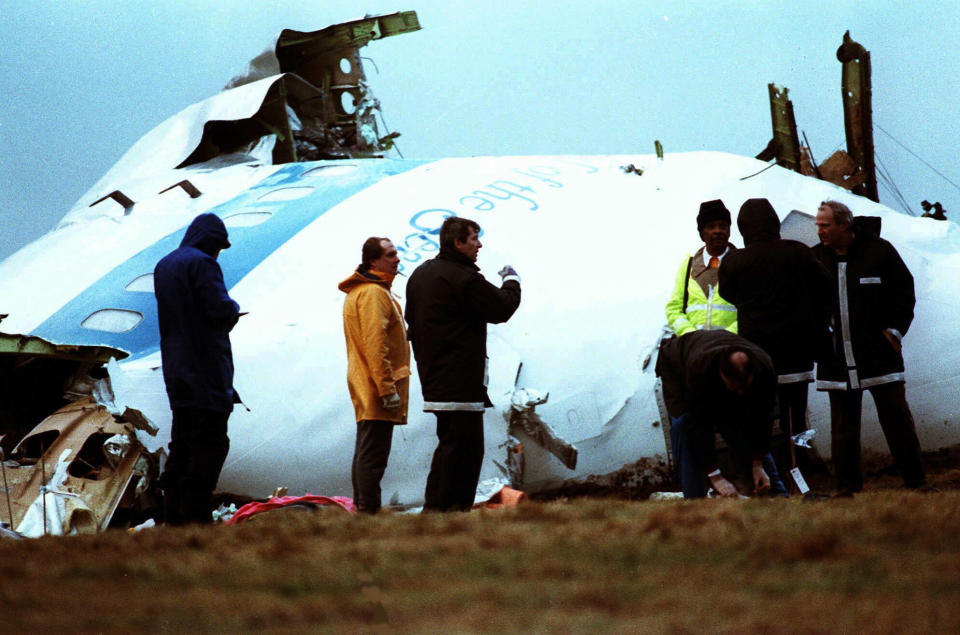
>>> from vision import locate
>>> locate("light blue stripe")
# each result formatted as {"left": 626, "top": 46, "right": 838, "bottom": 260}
{"left": 31, "top": 159, "right": 429, "bottom": 360}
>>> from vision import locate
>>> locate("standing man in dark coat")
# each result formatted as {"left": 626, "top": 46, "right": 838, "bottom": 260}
{"left": 719, "top": 198, "right": 833, "bottom": 479}
{"left": 655, "top": 329, "right": 776, "bottom": 498}
{"left": 812, "top": 200, "right": 926, "bottom": 493}
{"left": 155, "top": 213, "right": 241, "bottom": 524}
{"left": 405, "top": 216, "right": 521, "bottom": 512}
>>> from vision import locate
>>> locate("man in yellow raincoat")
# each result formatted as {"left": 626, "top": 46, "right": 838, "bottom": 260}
{"left": 338, "top": 237, "right": 411, "bottom": 513}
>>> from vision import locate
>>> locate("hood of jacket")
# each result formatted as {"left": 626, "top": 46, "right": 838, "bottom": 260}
{"left": 181, "top": 213, "right": 231, "bottom": 257}
{"left": 852, "top": 215, "right": 882, "bottom": 239}
{"left": 737, "top": 198, "right": 781, "bottom": 246}
{"left": 338, "top": 266, "right": 394, "bottom": 294}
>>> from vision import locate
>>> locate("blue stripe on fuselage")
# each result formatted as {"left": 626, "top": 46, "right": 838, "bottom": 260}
{"left": 31, "top": 159, "right": 428, "bottom": 360}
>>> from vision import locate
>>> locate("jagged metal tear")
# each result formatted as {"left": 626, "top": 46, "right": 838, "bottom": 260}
{"left": 503, "top": 387, "right": 579, "bottom": 484}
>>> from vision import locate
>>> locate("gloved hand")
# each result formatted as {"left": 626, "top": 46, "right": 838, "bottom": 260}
{"left": 883, "top": 329, "right": 902, "bottom": 353}
{"left": 708, "top": 472, "right": 739, "bottom": 497}
{"left": 498, "top": 265, "right": 518, "bottom": 280}
{"left": 752, "top": 461, "right": 771, "bottom": 494}
{"left": 382, "top": 393, "right": 401, "bottom": 409}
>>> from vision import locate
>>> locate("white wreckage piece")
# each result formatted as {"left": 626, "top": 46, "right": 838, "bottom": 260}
{"left": 502, "top": 386, "right": 579, "bottom": 487}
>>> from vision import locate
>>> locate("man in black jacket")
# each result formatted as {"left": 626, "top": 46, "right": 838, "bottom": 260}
{"left": 656, "top": 329, "right": 776, "bottom": 497}
{"left": 719, "top": 198, "right": 832, "bottom": 481}
{"left": 812, "top": 200, "right": 926, "bottom": 493}
{"left": 405, "top": 217, "right": 521, "bottom": 511}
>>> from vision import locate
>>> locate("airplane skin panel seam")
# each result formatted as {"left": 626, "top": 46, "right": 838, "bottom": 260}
{"left": 28, "top": 159, "right": 431, "bottom": 360}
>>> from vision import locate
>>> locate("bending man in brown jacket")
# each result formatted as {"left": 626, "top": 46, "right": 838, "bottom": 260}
{"left": 338, "top": 237, "right": 411, "bottom": 513}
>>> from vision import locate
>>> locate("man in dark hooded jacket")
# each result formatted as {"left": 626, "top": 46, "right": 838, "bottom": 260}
{"left": 718, "top": 198, "right": 832, "bottom": 481}
{"left": 154, "top": 213, "right": 241, "bottom": 524}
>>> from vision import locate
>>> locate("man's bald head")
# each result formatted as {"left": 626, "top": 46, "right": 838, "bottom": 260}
{"left": 719, "top": 349, "right": 754, "bottom": 395}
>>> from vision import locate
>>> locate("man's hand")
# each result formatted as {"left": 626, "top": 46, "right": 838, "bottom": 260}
{"left": 883, "top": 329, "right": 902, "bottom": 353}
{"left": 708, "top": 472, "right": 739, "bottom": 497}
{"left": 382, "top": 393, "right": 401, "bottom": 409}
{"left": 498, "top": 265, "right": 518, "bottom": 280}
{"left": 752, "top": 460, "right": 770, "bottom": 495}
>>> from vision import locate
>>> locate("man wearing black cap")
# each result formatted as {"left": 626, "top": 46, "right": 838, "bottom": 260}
{"left": 154, "top": 213, "right": 242, "bottom": 524}
{"left": 664, "top": 199, "right": 738, "bottom": 338}
{"left": 719, "top": 198, "right": 833, "bottom": 485}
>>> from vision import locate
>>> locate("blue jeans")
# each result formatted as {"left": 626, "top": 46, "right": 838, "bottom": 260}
{"left": 763, "top": 453, "right": 789, "bottom": 497}
{"left": 669, "top": 414, "right": 707, "bottom": 498}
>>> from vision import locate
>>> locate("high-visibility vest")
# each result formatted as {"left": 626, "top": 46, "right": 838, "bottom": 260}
{"left": 664, "top": 253, "right": 738, "bottom": 336}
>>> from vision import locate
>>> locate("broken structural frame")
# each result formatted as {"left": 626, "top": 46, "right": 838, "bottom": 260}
{"left": 179, "top": 11, "right": 421, "bottom": 168}
{"left": 0, "top": 334, "right": 161, "bottom": 536}
{"left": 757, "top": 31, "right": 879, "bottom": 202}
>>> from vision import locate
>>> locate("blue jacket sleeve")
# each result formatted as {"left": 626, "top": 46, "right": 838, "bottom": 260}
{"left": 195, "top": 258, "right": 240, "bottom": 330}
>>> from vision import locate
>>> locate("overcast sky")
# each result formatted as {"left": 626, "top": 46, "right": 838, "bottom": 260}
{"left": 1, "top": 1, "right": 957, "bottom": 260}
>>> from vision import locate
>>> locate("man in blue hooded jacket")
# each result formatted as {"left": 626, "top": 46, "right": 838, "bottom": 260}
{"left": 154, "top": 213, "right": 241, "bottom": 524}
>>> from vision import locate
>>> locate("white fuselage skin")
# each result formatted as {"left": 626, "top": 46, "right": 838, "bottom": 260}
{"left": 2, "top": 151, "right": 959, "bottom": 505}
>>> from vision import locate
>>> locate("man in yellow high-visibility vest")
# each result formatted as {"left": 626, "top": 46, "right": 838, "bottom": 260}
{"left": 664, "top": 199, "right": 738, "bottom": 337}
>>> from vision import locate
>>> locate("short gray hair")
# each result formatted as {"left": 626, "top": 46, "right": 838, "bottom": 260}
{"left": 820, "top": 200, "right": 853, "bottom": 226}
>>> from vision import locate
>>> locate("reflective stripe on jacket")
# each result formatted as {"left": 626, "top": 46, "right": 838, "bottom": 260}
{"left": 664, "top": 247, "right": 738, "bottom": 337}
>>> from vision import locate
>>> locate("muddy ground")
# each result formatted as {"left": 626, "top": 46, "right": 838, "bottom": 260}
{"left": 2, "top": 451, "right": 960, "bottom": 634}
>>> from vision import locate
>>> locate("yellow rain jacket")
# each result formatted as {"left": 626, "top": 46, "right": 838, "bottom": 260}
{"left": 338, "top": 268, "right": 410, "bottom": 424}
{"left": 664, "top": 246, "right": 738, "bottom": 336}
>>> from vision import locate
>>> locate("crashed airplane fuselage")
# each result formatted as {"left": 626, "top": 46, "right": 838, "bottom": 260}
{"left": 2, "top": 13, "right": 959, "bottom": 513}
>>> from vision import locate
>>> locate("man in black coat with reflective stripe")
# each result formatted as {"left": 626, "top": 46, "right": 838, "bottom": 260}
{"left": 719, "top": 198, "right": 832, "bottom": 478}
{"left": 812, "top": 200, "right": 926, "bottom": 493}
{"left": 405, "top": 216, "right": 521, "bottom": 511}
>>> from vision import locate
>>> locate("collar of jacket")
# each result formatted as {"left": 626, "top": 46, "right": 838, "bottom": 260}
{"left": 438, "top": 247, "right": 480, "bottom": 271}
{"left": 337, "top": 267, "right": 395, "bottom": 294}
{"left": 818, "top": 230, "right": 873, "bottom": 261}
{"left": 361, "top": 266, "right": 398, "bottom": 287}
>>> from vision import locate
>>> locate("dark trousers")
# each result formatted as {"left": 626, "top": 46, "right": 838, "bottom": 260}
{"left": 829, "top": 382, "right": 926, "bottom": 492}
{"left": 777, "top": 382, "right": 809, "bottom": 443}
{"left": 162, "top": 408, "right": 230, "bottom": 525}
{"left": 352, "top": 420, "right": 395, "bottom": 513}
{"left": 424, "top": 411, "right": 484, "bottom": 512}
{"left": 777, "top": 382, "right": 824, "bottom": 475}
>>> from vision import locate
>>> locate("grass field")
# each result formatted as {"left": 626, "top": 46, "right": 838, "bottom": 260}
{"left": 3, "top": 469, "right": 960, "bottom": 634}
